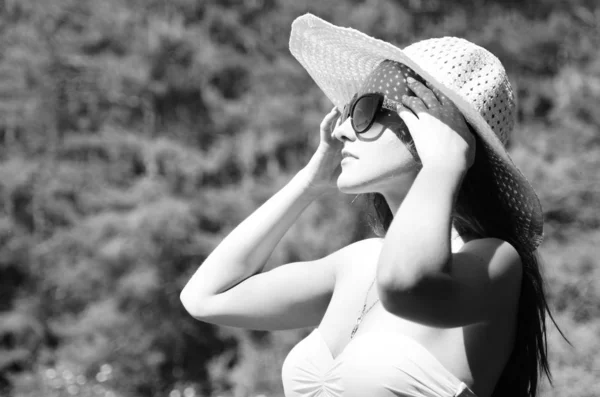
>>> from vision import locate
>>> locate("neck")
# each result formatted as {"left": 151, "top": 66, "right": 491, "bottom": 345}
{"left": 379, "top": 188, "right": 474, "bottom": 248}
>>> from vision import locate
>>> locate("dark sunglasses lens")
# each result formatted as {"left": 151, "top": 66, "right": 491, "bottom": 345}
{"left": 352, "top": 95, "right": 380, "bottom": 133}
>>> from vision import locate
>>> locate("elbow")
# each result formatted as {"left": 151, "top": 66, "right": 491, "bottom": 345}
{"left": 377, "top": 272, "right": 416, "bottom": 314}
{"left": 179, "top": 287, "right": 204, "bottom": 319}
{"left": 376, "top": 259, "right": 424, "bottom": 295}
{"left": 377, "top": 259, "right": 453, "bottom": 321}
{"left": 377, "top": 281, "right": 404, "bottom": 317}
{"left": 377, "top": 255, "right": 451, "bottom": 294}
{"left": 376, "top": 259, "right": 439, "bottom": 314}
{"left": 377, "top": 275, "right": 427, "bottom": 319}
{"left": 179, "top": 288, "right": 195, "bottom": 316}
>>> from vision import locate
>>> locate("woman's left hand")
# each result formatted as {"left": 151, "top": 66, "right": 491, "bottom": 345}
{"left": 397, "top": 77, "right": 476, "bottom": 171}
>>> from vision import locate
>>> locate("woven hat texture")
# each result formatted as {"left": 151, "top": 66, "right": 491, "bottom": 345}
{"left": 289, "top": 13, "right": 544, "bottom": 252}
{"left": 354, "top": 59, "right": 428, "bottom": 160}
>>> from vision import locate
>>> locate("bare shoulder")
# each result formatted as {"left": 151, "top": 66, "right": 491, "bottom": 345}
{"left": 456, "top": 237, "right": 523, "bottom": 311}
{"left": 460, "top": 237, "right": 522, "bottom": 279}
{"left": 334, "top": 237, "right": 384, "bottom": 280}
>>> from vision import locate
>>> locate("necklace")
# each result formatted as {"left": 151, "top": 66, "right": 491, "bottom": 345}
{"left": 350, "top": 230, "right": 460, "bottom": 339}
{"left": 350, "top": 276, "right": 379, "bottom": 339}
{"left": 349, "top": 230, "right": 463, "bottom": 340}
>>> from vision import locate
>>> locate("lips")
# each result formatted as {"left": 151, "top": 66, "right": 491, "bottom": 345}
{"left": 341, "top": 150, "right": 358, "bottom": 159}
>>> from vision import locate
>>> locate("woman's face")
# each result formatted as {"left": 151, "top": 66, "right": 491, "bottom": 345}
{"left": 332, "top": 117, "right": 420, "bottom": 196}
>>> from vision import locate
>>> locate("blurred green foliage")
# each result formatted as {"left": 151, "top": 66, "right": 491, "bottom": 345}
{"left": 0, "top": 0, "right": 598, "bottom": 396}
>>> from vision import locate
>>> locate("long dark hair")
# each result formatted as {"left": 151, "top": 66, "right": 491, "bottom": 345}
{"left": 363, "top": 127, "right": 566, "bottom": 397}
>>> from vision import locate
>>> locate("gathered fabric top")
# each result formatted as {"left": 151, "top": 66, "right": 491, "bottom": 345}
{"left": 281, "top": 328, "right": 478, "bottom": 397}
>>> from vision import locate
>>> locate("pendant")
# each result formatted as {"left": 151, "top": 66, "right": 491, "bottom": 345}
{"left": 350, "top": 304, "right": 366, "bottom": 339}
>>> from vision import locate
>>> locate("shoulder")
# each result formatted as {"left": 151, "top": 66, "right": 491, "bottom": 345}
{"left": 332, "top": 237, "right": 384, "bottom": 280}
{"left": 459, "top": 237, "right": 522, "bottom": 278}
{"left": 332, "top": 237, "right": 384, "bottom": 257}
{"left": 455, "top": 237, "right": 523, "bottom": 309}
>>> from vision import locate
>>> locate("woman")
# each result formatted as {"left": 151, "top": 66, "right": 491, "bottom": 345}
{"left": 181, "top": 14, "right": 561, "bottom": 397}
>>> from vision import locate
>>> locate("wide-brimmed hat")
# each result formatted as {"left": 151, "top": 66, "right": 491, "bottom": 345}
{"left": 289, "top": 13, "right": 543, "bottom": 252}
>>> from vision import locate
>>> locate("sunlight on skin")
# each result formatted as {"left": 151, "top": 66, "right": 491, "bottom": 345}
{"left": 399, "top": 77, "right": 475, "bottom": 170}
{"left": 332, "top": 117, "right": 420, "bottom": 207}
{"left": 330, "top": 74, "right": 475, "bottom": 216}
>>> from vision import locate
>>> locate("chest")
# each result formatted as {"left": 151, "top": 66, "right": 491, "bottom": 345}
{"left": 316, "top": 241, "right": 469, "bottom": 374}
{"left": 282, "top": 256, "right": 478, "bottom": 396}
{"left": 281, "top": 328, "right": 477, "bottom": 397}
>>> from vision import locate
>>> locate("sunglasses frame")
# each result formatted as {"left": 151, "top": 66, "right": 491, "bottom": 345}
{"left": 342, "top": 93, "right": 400, "bottom": 134}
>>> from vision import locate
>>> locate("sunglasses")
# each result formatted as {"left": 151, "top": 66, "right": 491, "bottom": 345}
{"left": 340, "top": 93, "right": 400, "bottom": 134}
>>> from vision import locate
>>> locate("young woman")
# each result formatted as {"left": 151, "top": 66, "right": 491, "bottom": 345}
{"left": 181, "top": 14, "right": 560, "bottom": 397}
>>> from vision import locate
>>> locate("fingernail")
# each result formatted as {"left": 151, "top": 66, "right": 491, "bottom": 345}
{"left": 407, "top": 77, "right": 415, "bottom": 83}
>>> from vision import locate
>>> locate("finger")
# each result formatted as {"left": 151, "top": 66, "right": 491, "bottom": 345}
{"left": 424, "top": 82, "right": 445, "bottom": 105}
{"left": 335, "top": 108, "right": 344, "bottom": 128}
{"left": 321, "top": 107, "right": 340, "bottom": 131}
{"left": 328, "top": 106, "right": 340, "bottom": 118}
{"left": 426, "top": 82, "right": 461, "bottom": 115}
{"left": 329, "top": 106, "right": 341, "bottom": 120}
{"left": 407, "top": 77, "right": 440, "bottom": 109}
{"left": 401, "top": 94, "right": 427, "bottom": 116}
{"left": 422, "top": 82, "right": 466, "bottom": 125}
{"left": 396, "top": 104, "right": 420, "bottom": 133}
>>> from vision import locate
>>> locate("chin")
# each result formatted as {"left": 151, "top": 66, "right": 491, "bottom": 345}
{"left": 336, "top": 171, "right": 385, "bottom": 195}
{"left": 337, "top": 165, "right": 419, "bottom": 195}
{"left": 337, "top": 185, "right": 368, "bottom": 195}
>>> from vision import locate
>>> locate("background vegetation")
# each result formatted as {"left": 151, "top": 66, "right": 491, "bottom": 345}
{"left": 0, "top": 0, "right": 598, "bottom": 396}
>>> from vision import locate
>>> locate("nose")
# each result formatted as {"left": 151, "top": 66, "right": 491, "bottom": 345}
{"left": 332, "top": 118, "right": 356, "bottom": 142}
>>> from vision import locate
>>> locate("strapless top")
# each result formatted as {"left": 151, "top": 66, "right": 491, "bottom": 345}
{"left": 281, "top": 328, "right": 477, "bottom": 397}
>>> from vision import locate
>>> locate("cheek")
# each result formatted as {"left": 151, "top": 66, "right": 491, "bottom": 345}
{"left": 339, "top": 133, "right": 418, "bottom": 182}
{"left": 384, "top": 123, "right": 419, "bottom": 162}
{"left": 374, "top": 130, "right": 417, "bottom": 168}
{"left": 370, "top": 143, "right": 416, "bottom": 173}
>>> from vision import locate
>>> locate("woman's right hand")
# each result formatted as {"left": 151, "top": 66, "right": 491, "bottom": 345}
{"left": 300, "top": 107, "right": 344, "bottom": 195}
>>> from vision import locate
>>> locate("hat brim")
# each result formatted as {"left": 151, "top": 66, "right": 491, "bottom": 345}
{"left": 289, "top": 13, "right": 543, "bottom": 251}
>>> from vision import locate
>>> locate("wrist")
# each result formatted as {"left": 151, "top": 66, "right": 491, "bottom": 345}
{"left": 294, "top": 168, "right": 333, "bottom": 199}
{"left": 416, "top": 164, "right": 467, "bottom": 205}
{"left": 420, "top": 163, "right": 468, "bottom": 179}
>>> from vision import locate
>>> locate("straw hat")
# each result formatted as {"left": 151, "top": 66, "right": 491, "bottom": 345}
{"left": 289, "top": 13, "right": 543, "bottom": 252}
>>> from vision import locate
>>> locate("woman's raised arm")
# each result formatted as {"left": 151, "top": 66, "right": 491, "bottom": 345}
{"left": 180, "top": 108, "right": 346, "bottom": 329}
